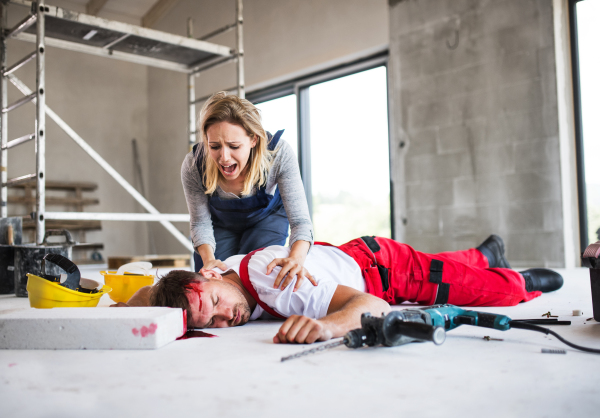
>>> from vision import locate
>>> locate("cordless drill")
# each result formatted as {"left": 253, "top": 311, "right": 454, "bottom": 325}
{"left": 343, "top": 304, "right": 512, "bottom": 349}
{"left": 281, "top": 304, "right": 600, "bottom": 362}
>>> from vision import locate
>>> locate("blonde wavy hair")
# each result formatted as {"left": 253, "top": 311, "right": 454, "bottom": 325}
{"left": 196, "top": 92, "right": 273, "bottom": 196}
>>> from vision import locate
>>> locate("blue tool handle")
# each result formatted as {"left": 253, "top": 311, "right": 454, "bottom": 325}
{"left": 421, "top": 305, "right": 512, "bottom": 331}
{"left": 456, "top": 310, "right": 512, "bottom": 331}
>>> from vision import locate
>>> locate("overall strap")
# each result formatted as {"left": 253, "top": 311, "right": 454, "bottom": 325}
{"left": 267, "top": 129, "right": 285, "bottom": 151}
{"left": 239, "top": 249, "right": 286, "bottom": 319}
{"left": 360, "top": 236, "right": 381, "bottom": 253}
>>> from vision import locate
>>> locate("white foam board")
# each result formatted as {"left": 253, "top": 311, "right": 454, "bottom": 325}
{"left": 0, "top": 307, "right": 185, "bottom": 350}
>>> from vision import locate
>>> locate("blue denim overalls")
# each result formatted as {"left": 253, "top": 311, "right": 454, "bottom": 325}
{"left": 192, "top": 130, "right": 289, "bottom": 271}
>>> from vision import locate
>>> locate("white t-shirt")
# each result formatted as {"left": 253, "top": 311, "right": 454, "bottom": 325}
{"left": 213, "top": 245, "right": 365, "bottom": 320}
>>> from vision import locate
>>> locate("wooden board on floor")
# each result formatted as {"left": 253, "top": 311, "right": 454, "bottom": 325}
{"left": 108, "top": 254, "right": 190, "bottom": 270}
{"left": 21, "top": 219, "right": 102, "bottom": 231}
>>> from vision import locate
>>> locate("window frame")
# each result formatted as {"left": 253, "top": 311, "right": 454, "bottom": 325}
{"left": 247, "top": 51, "right": 394, "bottom": 239}
{"left": 569, "top": 0, "right": 591, "bottom": 249}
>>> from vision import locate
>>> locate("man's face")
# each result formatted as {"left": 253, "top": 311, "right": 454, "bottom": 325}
{"left": 186, "top": 271, "right": 251, "bottom": 329}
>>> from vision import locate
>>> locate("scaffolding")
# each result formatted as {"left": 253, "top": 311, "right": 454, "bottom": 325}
{"left": 0, "top": 0, "right": 245, "bottom": 252}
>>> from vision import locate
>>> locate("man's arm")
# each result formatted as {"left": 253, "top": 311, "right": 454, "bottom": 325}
{"left": 273, "top": 285, "right": 391, "bottom": 344}
{"left": 110, "top": 285, "right": 153, "bottom": 307}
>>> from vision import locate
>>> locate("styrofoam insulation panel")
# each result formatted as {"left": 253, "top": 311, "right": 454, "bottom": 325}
{"left": 0, "top": 307, "right": 185, "bottom": 350}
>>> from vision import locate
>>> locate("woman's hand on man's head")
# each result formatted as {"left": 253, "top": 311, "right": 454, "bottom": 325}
{"left": 203, "top": 259, "right": 228, "bottom": 271}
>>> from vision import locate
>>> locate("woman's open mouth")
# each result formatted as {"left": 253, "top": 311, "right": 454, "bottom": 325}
{"left": 220, "top": 163, "right": 237, "bottom": 175}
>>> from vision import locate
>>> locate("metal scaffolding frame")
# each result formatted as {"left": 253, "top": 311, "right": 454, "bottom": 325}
{"left": 0, "top": 0, "right": 245, "bottom": 252}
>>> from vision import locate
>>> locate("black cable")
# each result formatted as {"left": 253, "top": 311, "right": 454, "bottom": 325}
{"left": 509, "top": 320, "right": 600, "bottom": 354}
{"left": 512, "top": 319, "right": 572, "bottom": 325}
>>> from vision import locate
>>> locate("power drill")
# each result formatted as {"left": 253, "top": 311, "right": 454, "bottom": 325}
{"left": 281, "top": 304, "right": 600, "bottom": 361}
{"left": 343, "top": 304, "right": 511, "bottom": 348}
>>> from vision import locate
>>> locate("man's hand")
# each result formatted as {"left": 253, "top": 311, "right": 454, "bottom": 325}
{"left": 111, "top": 285, "right": 153, "bottom": 307}
{"left": 272, "top": 286, "right": 391, "bottom": 344}
{"left": 273, "top": 315, "right": 333, "bottom": 344}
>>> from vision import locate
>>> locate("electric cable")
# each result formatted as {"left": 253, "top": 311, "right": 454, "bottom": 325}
{"left": 509, "top": 320, "right": 600, "bottom": 354}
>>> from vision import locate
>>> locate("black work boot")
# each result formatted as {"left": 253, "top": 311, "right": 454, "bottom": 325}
{"left": 520, "top": 269, "right": 564, "bottom": 293}
{"left": 477, "top": 235, "right": 511, "bottom": 269}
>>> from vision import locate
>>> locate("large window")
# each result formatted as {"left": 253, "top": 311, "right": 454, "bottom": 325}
{"left": 307, "top": 67, "right": 390, "bottom": 244}
{"left": 253, "top": 57, "right": 391, "bottom": 245}
{"left": 571, "top": 0, "right": 600, "bottom": 247}
{"left": 255, "top": 95, "right": 298, "bottom": 158}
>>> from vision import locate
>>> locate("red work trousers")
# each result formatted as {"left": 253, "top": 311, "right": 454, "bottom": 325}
{"left": 335, "top": 237, "right": 541, "bottom": 307}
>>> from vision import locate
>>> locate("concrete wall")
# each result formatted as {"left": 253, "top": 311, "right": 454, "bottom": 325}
{"left": 3, "top": 0, "right": 574, "bottom": 268}
{"left": 4, "top": 0, "right": 151, "bottom": 257}
{"left": 146, "top": 0, "right": 389, "bottom": 254}
{"left": 388, "top": 0, "right": 565, "bottom": 267}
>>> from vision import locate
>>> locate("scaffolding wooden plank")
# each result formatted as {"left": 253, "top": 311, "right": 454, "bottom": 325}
{"left": 21, "top": 219, "right": 102, "bottom": 231}
{"left": 8, "top": 196, "right": 99, "bottom": 206}
{"left": 10, "top": 0, "right": 232, "bottom": 70}
{"left": 9, "top": 179, "right": 98, "bottom": 191}
{"left": 14, "top": 31, "right": 191, "bottom": 73}
{"left": 108, "top": 254, "right": 190, "bottom": 270}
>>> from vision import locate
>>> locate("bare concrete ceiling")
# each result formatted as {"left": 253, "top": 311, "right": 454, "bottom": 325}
{"left": 65, "top": 0, "right": 179, "bottom": 27}
{"left": 69, "top": 0, "right": 157, "bottom": 18}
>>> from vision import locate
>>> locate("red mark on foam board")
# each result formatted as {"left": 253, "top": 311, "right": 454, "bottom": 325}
{"left": 177, "top": 330, "right": 217, "bottom": 340}
{"left": 132, "top": 323, "right": 157, "bottom": 338}
{"left": 8, "top": 363, "right": 16, "bottom": 367}
{"left": 140, "top": 323, "right": 158, "bottom": 337}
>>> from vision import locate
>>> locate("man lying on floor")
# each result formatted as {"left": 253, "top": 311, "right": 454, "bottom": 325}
{"left": 134, "top": 235, "right": 563, "bottom": 344}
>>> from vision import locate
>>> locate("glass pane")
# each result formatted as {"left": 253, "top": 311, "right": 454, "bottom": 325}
{"left": 255, "top": 94, "right": 298, "bottom": 157}
{"left": 308, "top": 66, "right": 391, "bottom": 244}
{"left": 576, "top": 0, "right": 600, "bottom": 244}
{"left": 255, "top": 94, "right": 298, "bottom": 247}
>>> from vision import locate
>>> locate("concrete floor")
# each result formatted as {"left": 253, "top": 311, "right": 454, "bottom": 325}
{"left": 1, "top": 266, "right": 599, "bottom": 418}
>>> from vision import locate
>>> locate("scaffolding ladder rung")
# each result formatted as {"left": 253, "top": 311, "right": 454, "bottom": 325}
{"left": 1, "top": 133, "right": 35, "bottom": 150}
{"left": 199, "top": 22, "right": 237, "bottom": 41}
{"left": 4, "top": 14, "right": 37, "bottom": 39}
{"left": 2, "top": 93, "right": 36, "bottom": 113}
{"left": 2, "top": 173, "right": 37, "bottom": 188}
{"left": 191, "top": 54, "right": 236, "bottom": 75}
{"left": 3, "top": 51, "right": 37, "bottom": 76}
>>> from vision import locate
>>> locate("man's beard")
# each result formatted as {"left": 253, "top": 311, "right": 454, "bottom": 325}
{"left": 233, "top": 301, "right": 251, "bottom": 326}
{"left": 223, "top": 281, "right": 251, "bottom": 326}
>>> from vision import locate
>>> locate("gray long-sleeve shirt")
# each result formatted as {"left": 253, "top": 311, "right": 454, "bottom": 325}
{"left": 181, "top": 139, "right": 314, "bottom": 253}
